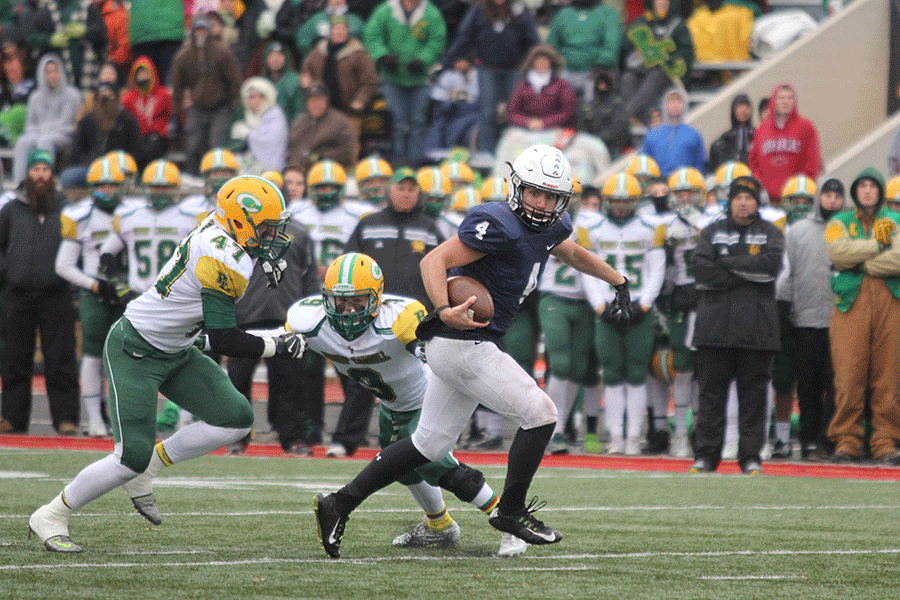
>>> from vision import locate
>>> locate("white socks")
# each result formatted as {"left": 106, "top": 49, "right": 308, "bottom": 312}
{"left": 546, "top": 376, "right": 576, "bottom": 436}
{"left": 406, "top": 481, "right": 446, "bottom": 514}
{"left": 672, "top": 372, "right": 695, "bottom": 438}
{"left": 604, "top": 384, "right": 626, "bottom": 441}
{"left": 63, "top": 454, "right": 141, "bottom": 510}
{"left": 160, "top": 421, "right": 251, "bottom": 463}
{"left": 80, "top": 355, "right": 105, "bottom": 426}
{"left": 625, "top": 383, "right": 648, "bottom": 440}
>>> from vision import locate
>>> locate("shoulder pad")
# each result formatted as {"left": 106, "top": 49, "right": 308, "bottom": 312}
{"left": 61, "top": 197, "right": 94, "bottom": 221}
{"left": 287, "top": 296, "right": 328, "bottom": 335}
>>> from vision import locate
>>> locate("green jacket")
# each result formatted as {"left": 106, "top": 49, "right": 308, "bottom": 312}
{"left": 364, "top": 0, "right": 446, "bottom": 87}
{"left": 295, "top": 10, "right": 365, "bottom": 57}
{"left": 546, "top": 5, "right": 622, "bottom": 72}
{"left": 129, "top": 0, "right": 185, "bottom": 45}
{"left": 271, "top": 71, "right": 305, "bottom": 125}
{"left": 826, "top": 167, "right": 900, "bottom": 311}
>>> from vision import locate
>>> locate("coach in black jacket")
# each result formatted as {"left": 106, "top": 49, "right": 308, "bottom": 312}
{"left": 689, "top": 175, "right": 784, "bottom": 474}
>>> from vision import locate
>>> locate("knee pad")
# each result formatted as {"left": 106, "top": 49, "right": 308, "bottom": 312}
{"left": 437, "top": 463, "right": 486, "bottom": 503}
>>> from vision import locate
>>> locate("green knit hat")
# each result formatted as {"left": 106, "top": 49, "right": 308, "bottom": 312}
{"left": 27, "top": 149, "right": 53, "bottom": 171}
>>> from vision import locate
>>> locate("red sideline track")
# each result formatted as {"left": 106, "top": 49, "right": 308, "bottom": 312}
{"left": 3, "top": 434, "right": 899, "bottom": 481}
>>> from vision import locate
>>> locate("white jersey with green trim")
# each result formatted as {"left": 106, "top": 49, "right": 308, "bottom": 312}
{"left": 286, "top": 293, "right": 428, "bottom": 413}
{"left": 179, "top": 193, "right": 215, "bottom": 221}
{"left": 60, "top": 197, "right": 116, "bottom": 279}
{"left": 104, "top": 197, "right": 203, "bottom": 294}
{"left": 125, "top": 216, "right": 254, "bottom": 353}
{"left": 582, "top": 213, "right": 667, "bottom": 310}
{"left": 663, "top": 212, "right": 706, "bottom": 287}
{"left": 538, "top": 210, "right": 598, "bottom": 300}
{"left": 289, "top": 201, "right": 370, "bottom": 268}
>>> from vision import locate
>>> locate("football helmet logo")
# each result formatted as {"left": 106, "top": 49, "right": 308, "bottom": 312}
{"left": 215, "top": 175, "right": 291, "bottom": 262}
{"left": 323, "top": 252, "right": 384, "bottom": 341}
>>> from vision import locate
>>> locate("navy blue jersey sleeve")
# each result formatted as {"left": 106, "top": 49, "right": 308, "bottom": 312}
{"left": 457, "top": 203, "right": 520, "bottom": 254}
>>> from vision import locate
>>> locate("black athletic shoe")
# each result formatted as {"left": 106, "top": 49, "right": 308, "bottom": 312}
{"left": 771, "top": 440, "right": 792, "bottom": 459}
{"left": 488, "top": 497, "right": 562, "bottom": 545}
{"left": 314, "top": 493, "right": 348, "bottom": 558}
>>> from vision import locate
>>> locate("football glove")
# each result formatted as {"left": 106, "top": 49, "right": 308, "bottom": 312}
{"left": 95, "top": 278, "right": 119, "bottom": 304}
{"left": 274, "top": 332, "right": 306, "bottom": 359}
{"left": 628, "top": 300, "right": 647, "bottom": 325}
{"left": 873, "top": 218, "right": 895, "bottom": 249}
{"left": 413, "top": 342, "right": 427, "bottom": 363}
{"left": 610, "top": 278, "right": 632, "bottom": 322}
{"left": 262, "top": 258, "right": 287, "bottom": 289}
{"left": 193, "top": 334, "right": 211, "bottom": 352}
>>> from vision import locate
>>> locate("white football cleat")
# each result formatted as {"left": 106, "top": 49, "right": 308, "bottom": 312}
{"left": 392, "top": 520, "right": 460, "bottom": 547}
{"left": 607, "top": 437, "right": 625, "bottom": 455}
{"left": 671, "top": 434, "right": 691, "bottom": 458}
{"left": 624, "top": 437, "right": 642, "bottom": 456}
{"left": 86, "top": 422, "right": 109, "bottom": 438}
{"left": 29, "top": 502, "right": 81, "bottom": 553}
{"left": 498, "top": 532, "right": 528, "bottom": 557}
{"left": 326, "top": 444, "right": 348, "bottom": 458}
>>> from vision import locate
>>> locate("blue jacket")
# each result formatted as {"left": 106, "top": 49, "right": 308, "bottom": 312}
{"left": 642, "top": 123, "right": 706, "bottom": 176}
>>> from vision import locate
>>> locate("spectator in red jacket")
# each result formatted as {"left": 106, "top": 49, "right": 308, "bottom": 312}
{"left": 748, "top": 84, "right": 821, "bottom": 204}
{"left": 507, "top": 44, "right": 576, "bottom": 131}
{"left": 121, "top": 56, "right": 172, "bottom": 162}
{"left": 87, "top": 0, "right": 131, "bottom": 75}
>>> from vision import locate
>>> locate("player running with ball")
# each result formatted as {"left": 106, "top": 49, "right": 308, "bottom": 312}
{"left": 314, "top": 144, "right": 631, "bottom": 558}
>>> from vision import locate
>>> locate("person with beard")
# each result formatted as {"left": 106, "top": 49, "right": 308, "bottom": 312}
{"left": 708, "top": 93, "right": 755, "bottom": 173}
{"left": 121, "top": 57, "right": 173, "bottom": 163}
{"left": 546, "top": 0, "right": 621, "bottom": 105}
{"left": 302, "top": 16, "right": 378, "bottom": 160}
{"left": 170, "top": 17, "right": 241, "bottom": 174}
{"left": 0, "top": 149, "right": 80, "bottom": 436}
{"left": 689, "top": 175, "right": 784, "bottom": 474}
{"left": 59, "top": 81, "right": 145, "bottom": 189}
{"left": 12, "top": 54, "right": 82, "bottom": 183}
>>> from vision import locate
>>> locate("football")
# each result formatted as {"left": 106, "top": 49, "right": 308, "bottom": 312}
{"left": 447, "top": 276, "right": 494, "bottom": 323}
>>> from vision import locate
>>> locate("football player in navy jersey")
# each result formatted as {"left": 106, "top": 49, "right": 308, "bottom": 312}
{"left": 314, "top": 145, "right": 631, "bottom": 558}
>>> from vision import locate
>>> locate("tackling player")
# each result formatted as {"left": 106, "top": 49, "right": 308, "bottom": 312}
{"left": 314, "top": 144, "right": 631, "bottom": 558}
{"left": 289, "top": 253, "right": 508, "bottom": 551}
{"left": 28, "top": 176, "right": 307, "bottom": 553}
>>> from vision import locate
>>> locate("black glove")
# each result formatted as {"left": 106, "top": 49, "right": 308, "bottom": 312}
{"left": 413, "top": 342, "right": 427, "bottom": 363}
{"left": 99, "top": 252, "right": 118, "bottom": 280}
{"left": 95, "top": 278, "right": 119, "bottom": 304}
{"left": 610, "top": 278, "right": 632, "bottom": 322}
{"left": 261, "top": 259, "right": 287, "bottom": 289}
{"left": 628, "top": 300, "right": 647, "bottom": 325}
{"left": 378, "top": 53, "right": 399, "bottom": 74}
{"left": 407, "top": 58, "right": 425, "bottom": 76}
{"left": 274, "top": 332, "right": 306, "bottom": 359}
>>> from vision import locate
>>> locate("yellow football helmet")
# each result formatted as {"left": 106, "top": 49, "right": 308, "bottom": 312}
{"left": 201, "top": 148, "right": 239, "bottom": 195}
{"left": 418, "top": 166, "right": 451, "bottom": 218}
{"left": 308, "top": 160, "right": 346, "bottom": 210}
{"left": 625, "top": 153, "right": 661, "bottom": 186}
{"left": 322, "top": 252, "right": 385, "bottom": 341}
{"left": 782, "top": 174, "right": 817, "bottom": 223}
{"left": 355, "top": 155, "right": 392, "bottom": 206}
{"left": 668, "top": 167, "right": 706, "bottom": 217}
{"left": 886, "top": 176, "right": 900, "bottom": 202}
{"left": 449, "top": 186, "right": 481, "bottom": 214}
{"left": 602, "top": 172, "right": 642, "bottom": 220}
{"left": 715, "top": 161, "right": 752, "bottom": 194}
{"left": 88, "top": 157, "right": 126, "bottom": 210}
{"left": 142, "top": 159, "right": 180, "bottom": 210}
{"left": 440, "top": 160, "right": 475, "bottom": 191}
{"left": 260, "top": 170, "right": 284, "bottom": 189}
{"left": 480, "top": 177, "right": 509, "bottom": 202}
{"left": 215, "top": 175, "right": 290, "bottom": 261}
{"left": 105, "top": 150, "right": 138, "bottom": 179}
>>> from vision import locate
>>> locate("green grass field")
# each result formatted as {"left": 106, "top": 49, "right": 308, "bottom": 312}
{"left": 2, "top": 445, "right": 900, "bottom": 600}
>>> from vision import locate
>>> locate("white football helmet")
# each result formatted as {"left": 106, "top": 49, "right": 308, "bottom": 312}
{"left": 507, "top": 144, "right": 573, "bottom": 230}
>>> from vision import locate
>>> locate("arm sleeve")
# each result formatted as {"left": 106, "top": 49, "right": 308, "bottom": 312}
{"left": 363, "top": 8, "right": 389, "bottom": 63}
{"left": 596, "top": 8, "right": 622, "bottom": 68}
{"left": 506, "top": 83, "right": 530, "bottom": 127}
{"left": 443, "top": 7, "right": 476, "bottom": 66}
{"left": 55, "top": 238, "right": 95, "bottom": 290}
{"left": 99, "top": 229, "right": 126, "bottom": 256}
{"left": 825, "top": 218, "right": 879, "bottom": 270}
{"left": 637, "top": 245, "right": 666, "bottom": 308}
{"left": 775, "top": 247, "right": 792, "bottom": 302}
{"left": 802, "top": 123, "right": 822, "bottom": 179}
{"left": 202, "top": 289, "right": 267, "bottom": 358}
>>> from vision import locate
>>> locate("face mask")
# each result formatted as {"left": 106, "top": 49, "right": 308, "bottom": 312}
{"left": 136, "top": 78, "right": 151, "bottom": 91}
{"left": 93, "top": 190, "right": 120, "bottom": 212}
{"left": 649, "top": 194, "right": 669, "bottom": 213}
{"left": 527, "top": 69, "right": 551, "bottom": 91}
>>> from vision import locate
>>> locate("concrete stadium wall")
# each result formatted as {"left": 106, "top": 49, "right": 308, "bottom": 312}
{"left": 822, "top": 110, "right": 900, "bottom": 185}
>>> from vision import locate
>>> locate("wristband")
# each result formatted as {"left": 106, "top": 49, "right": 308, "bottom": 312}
{"left": 261, "top": 337, "right": 277, "bottom": 358}
{"left": 433, "top": 304, "right": 451, "bottom": 315}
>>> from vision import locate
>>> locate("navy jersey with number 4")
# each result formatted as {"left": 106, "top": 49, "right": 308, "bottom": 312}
{"left": 451, "top": 202, "right": 573, "bottom": 337}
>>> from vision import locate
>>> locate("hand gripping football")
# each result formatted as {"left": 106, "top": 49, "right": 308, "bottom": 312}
{"left": 447, "top": 276, "right": 494, "bottom": 323}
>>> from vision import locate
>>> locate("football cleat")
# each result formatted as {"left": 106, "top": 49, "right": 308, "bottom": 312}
{"left": 498, "top": 532, "right": 528, "bottom": 557}
{"left": 689, "top": 457, "right": 714, "bottom": 473}
{"left": 86, "top": 422, "right": 110, "bottom": 438}
{"left": 548, "top": 432, "right": 569, "bottom": 455}
{"left": 771, "top": 439, "right": 792, "bottom": 459}
{"left": 742, "top": 460, "right": 763, "bottom": 475}
{"left": 607, "top": 437, "right": 625, "bottom": 455}
{"left": 129, "top": 494, "right": 162, "bottom": 525}
{"left": 392, "top": 519, "right": 461, "bottom": 547}
{"left": 583, "top": 433, "right": 603, "bottom": 454}
{"left": 326, "top": 443, "right": 348, "bottom": 458}
{"left": 624, "top": 437, "right": 642, "bottom": 456}
{"left": 670, "top": 434, "right": 691, "bottom": 458}
{"left": 488, "top": 498, "right": 562, "bottom": 545}
{"left": 314, "top": 493, "right": 348, "bottom": 558}
{"left": 29, "top": 503, "right": 81, "bottom": 553}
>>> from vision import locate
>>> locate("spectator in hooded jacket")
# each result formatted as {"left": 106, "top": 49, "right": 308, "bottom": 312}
{"left": 0, "top": 36, "right": 36, "bottom": 147}
{"left": 442, "top": 0, "right": 539, "bottom": 153}
{"left": 86, "top": 0, "right": 131, "bottom": 75}
{"left": 708, "top": 93, "right": 754, "bottom": 173}
{"left": 748, "top": 84, "right": 822, "bottom": 204}
{"left": 545, "top": 0, "right": 621, "bottom": 104}
{"left": 689, "top": 175, "right": 784, "bottom": 475}
{"left": 364, "top": 0, "right": 446, "bottom": 165}
{"left": 59, "top": 81, "right": 145, "bottom": 188}
{"left": 121, "top": 56, "right": 172, "bottom": 162}
{"left": 295, "top": 0, "right": 365, "bottom": 58}
{"left": 619, "top": 0, "right": 694, "bottom": 126}
{"left": 262, "top": 41, "right": 305, "bottom": 125}
{"left": 13, "top": 53, "right": 82, "bottom": 183}
{"left": 641, "top": 88, "right": 705, "bottom": 176}
{"left": 230, "top": 77, "right": 289, "bottom": 173}
{"left": 288, "top": 82, "right": 356, "bottom": 169}
{"left": 506, "top": 44, "right": 576, "bottom": 132}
